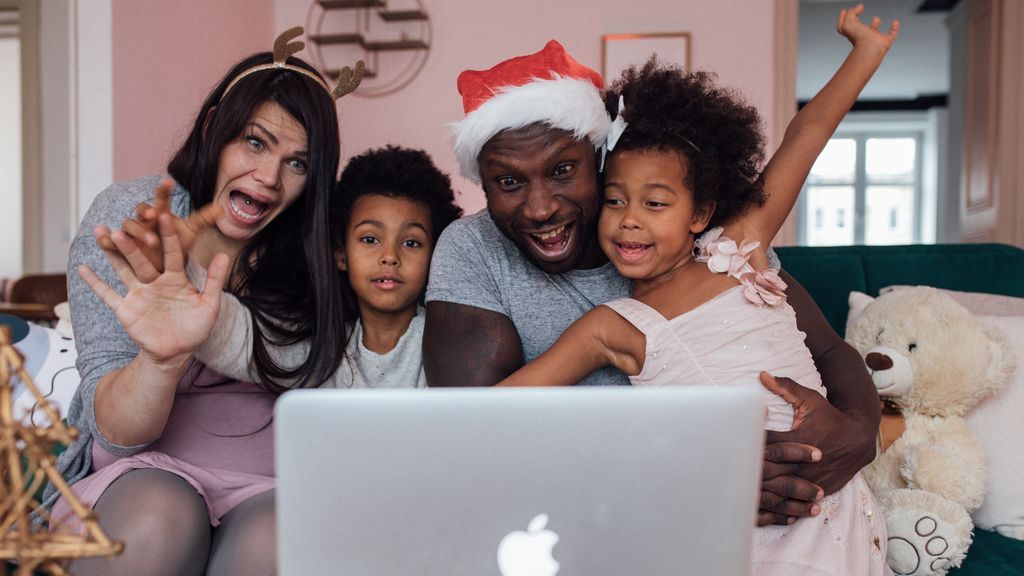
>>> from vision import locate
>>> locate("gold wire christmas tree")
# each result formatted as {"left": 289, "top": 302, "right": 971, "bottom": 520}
{"left": 0, "top": 326, "right": 122, "bottom": 575}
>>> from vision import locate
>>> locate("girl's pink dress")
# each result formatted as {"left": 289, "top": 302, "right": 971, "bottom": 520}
{"left": 602, "top": 231, "right": 890, "bottom": 576}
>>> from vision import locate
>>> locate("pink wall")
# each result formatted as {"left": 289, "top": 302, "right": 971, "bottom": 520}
{"left": 111, "top": 1, "right": 778, "bottom": 214}
{"left": 276, "top": 0, "right": 778, "bottom": 215}
{"left": 112, "top": 0, "right": 274, "bottom": 182}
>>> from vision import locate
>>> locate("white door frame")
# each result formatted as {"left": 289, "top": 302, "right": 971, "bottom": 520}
{"left": 1, "top": 0, "right": 40, "bottom": 274}
{"left": 12, "top": 0, "right": 113, "bottom": 273}
{"left": 772, "top": 0, "right": 799, "bottom": 246}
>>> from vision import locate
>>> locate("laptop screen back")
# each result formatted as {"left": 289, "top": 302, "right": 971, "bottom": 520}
{"left": 276, "top": 386, "right": 764, "bottom": 576}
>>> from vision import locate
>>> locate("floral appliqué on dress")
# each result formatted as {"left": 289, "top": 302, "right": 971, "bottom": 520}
{"left": 693, "top": 227, "right": 788, "bottom": 307}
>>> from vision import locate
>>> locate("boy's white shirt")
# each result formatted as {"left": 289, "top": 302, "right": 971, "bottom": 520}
{"left": 188, "top": 260, "right": 427, "bottom": 388}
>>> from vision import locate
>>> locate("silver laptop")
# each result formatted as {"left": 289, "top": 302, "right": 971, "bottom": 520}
{"left": 276, "top": 386, "right": 765, "bottom": 576}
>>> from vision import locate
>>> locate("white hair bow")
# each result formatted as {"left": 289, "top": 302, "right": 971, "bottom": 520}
{"left": 600, "top": 95, "right": 628, "bottom": 172}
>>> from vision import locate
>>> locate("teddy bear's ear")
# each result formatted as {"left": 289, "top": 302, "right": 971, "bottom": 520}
{"left": 845, "top": 291, "right": 875, "bottom": 336}
{"left": 982, "top": 323, "right": 1017, "bottom": 393}
{"left": 849, "top": 291, "right": 874, "bottom": 308}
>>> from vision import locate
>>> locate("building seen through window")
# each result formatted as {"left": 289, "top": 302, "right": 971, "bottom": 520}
{"left": 801, "top": 133, "right": 920, "bottom": 246}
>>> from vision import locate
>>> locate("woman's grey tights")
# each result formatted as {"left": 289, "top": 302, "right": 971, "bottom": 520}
{"left": 69, "top": 468, "right": 276, "bottom": 576}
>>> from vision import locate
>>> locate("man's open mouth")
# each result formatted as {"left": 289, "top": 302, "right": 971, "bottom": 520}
{"left": 526, "top": 222, "right": 574, "bottom": 261}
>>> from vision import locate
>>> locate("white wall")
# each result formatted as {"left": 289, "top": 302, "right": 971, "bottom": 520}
{"left": 0, "top": 37, "right": 22, "bottom": 279}
{"left": 75, "top": 0, "right": 113, "bottom": 225}
{"left": 798, "top": 0, "right": 950, "bottom": 101}
{"left": 39, "top": 0, "right": 73, "bottom": 273}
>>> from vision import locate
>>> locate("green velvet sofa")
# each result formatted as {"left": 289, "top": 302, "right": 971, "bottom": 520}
{"left": 775, "top": 243, "right": 1024, "bottom": 575}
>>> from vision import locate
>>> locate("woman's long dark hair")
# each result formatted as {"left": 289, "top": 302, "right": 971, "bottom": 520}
{"left": 168, "top": 52, "right": 346, "bottom": 393}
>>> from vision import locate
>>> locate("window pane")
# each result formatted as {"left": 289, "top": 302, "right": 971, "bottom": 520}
{"left": 808, "top": 138, "right": 856, "bottom": 184}
{"left": 865, "top": 185, "right": 915, "bottom": 245}
{"left": 805, "top": 186, "right": 855, "bottom": 246}
{"left": 866, "top": 138, "right": 916, "bottom": 183}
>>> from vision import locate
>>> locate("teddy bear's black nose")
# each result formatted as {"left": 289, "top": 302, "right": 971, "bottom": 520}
{"left": 866, "top": 352, "right": 894, "bottom": 371}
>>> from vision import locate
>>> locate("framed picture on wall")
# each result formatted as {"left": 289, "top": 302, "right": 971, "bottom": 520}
{"left": 601, "top": 33, "right": 691, "bottom": 87}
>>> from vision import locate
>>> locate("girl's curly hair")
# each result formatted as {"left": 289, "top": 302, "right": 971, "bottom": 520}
{"left": 605, "top": 59, "right": 766, "bottom": 228}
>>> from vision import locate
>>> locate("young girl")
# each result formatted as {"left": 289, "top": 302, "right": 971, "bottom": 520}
{"left": 100, "top": 145, "right": 462, "bottom": 388}
{"left": 499, "top": 5, "right": 899, "bottom": 575}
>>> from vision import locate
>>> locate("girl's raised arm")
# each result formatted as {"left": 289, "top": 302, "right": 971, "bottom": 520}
{"left": 744, "top": 4, "right": 899, "bottom": 245}
{"left": 497, "top": 306, "right": 644, "bottom": 387}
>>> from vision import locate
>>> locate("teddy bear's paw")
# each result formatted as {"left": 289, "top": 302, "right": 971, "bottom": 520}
{"left": 879, "top": 489, "right": 973, "bottom": 576}
{"left": 886, "top": 513, "right": 958, "bottom": 575}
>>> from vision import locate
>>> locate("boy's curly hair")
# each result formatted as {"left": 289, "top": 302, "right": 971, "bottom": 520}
{"left": 606, "top": 59, "right": 766, "bottom": 228}
{"left": 333, "top": 145, "right": 463, "bottom": 246}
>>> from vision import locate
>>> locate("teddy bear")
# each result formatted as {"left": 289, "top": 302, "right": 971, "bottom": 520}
{"left": 845, "top": 286, "right": 1015, "bottom": 576}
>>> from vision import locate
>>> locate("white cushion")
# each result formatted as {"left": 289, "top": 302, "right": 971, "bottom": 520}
{"left": 965, "top": 314, "right": 1024, "bottom": 540}
{"left": 881, "top": 285, "right": 1024, "bottom": 317}
{"left": 10, "top": 319, "right": 80, "bottom": 426}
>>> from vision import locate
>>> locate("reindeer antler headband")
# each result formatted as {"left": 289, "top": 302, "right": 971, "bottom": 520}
{"left": 221, "top": 26, "right": 365, "bottom": 102}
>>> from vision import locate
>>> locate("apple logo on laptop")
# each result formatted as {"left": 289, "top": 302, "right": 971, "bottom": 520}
{"left": 497, "top": 513, "right": 560, "bottom": 576}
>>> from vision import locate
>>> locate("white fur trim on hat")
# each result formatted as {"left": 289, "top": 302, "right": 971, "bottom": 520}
{"left": 451, "top": 76, "right": 610, "bottom": 183}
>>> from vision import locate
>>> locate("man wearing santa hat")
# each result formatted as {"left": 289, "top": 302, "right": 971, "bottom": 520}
{"left": 424, "top": 40, "right": 879, "bottom": 526}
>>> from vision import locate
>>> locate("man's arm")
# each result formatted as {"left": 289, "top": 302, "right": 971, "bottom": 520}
{"left": 757, "top": 271, "right": 879, "bottom": 525}
{"left": 423, "top": 301, "right": 525, "bottom": 387}
{"left": 780, "top": 270, "right": 880, "bottom": 487}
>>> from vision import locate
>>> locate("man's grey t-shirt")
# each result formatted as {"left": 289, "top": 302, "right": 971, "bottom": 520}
{"left": 425, "top": 210, "right": 632, "bottom": 386}
{"left": 425, "top": 210, "right": 785, "bottom": 388}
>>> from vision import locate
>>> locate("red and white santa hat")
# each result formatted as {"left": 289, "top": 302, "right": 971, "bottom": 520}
{"left": 452, "top": 40, "right": 610, "bottom": 183}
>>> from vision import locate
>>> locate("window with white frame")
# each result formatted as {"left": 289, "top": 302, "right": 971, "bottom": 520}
{"left": 798, "top": 112, "right": 939, "bottom": 246}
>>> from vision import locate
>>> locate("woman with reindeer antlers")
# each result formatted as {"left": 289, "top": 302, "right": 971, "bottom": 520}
{"left": 44, "top": 28, "right": 362, "bottom": 575}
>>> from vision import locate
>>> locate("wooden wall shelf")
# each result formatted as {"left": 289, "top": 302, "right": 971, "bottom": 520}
{"left": 311, "top": 34, "right": 426, "bottom": 51}
{"left": 364, "top": 39, "right": 428, "bottom": 51}
{"left": 309, "top": 33, "right": 364, "bottom": 45}
{"left": 318, "top": 0, "right": 385, "bottom": 9}
{"left": 310, "top": 0, "right": 431, "bottom": 93}
{"left": 379, "top": 10, "right": 428, "bottom": 21}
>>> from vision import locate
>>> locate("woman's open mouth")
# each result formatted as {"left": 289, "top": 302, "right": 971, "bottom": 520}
{"left": 228, "top": 190, "right": 271, "bottom": 225}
